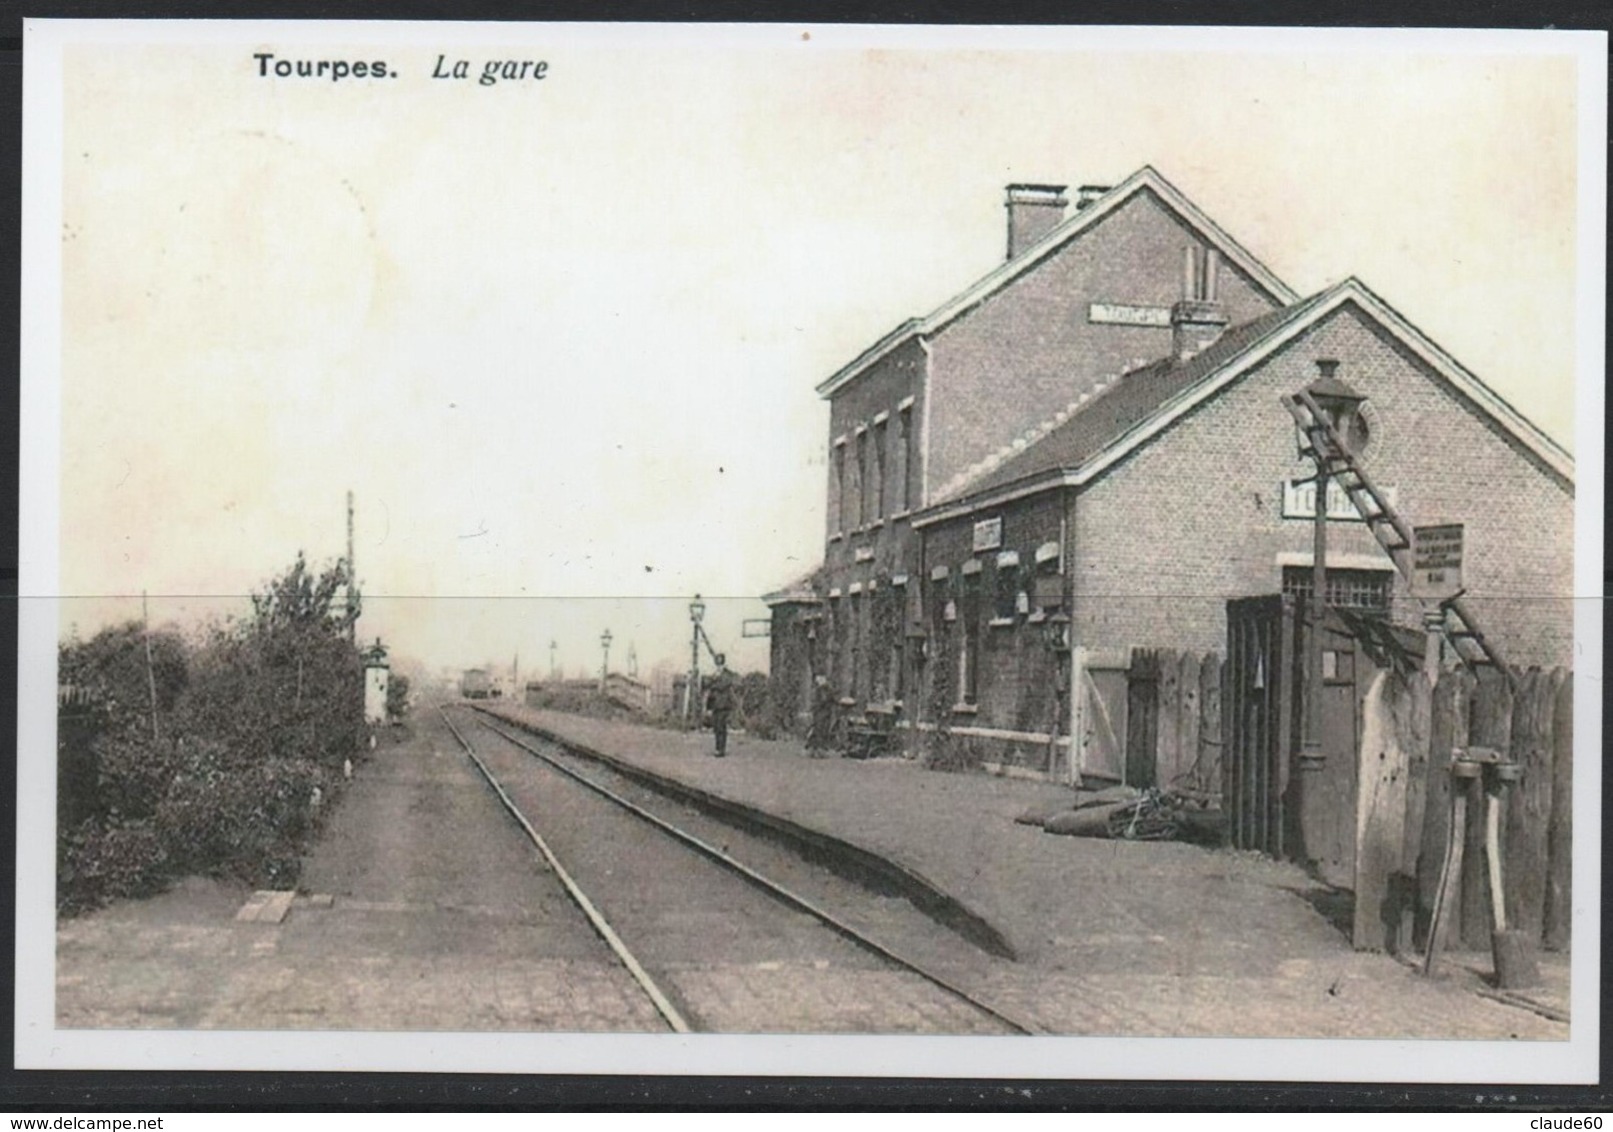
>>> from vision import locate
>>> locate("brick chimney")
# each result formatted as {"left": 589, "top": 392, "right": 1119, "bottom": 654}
{"left": 1004, "top": 184, "right": 1068, "bottom": 260}
{"left": 1171, "top": 246, "right": 1229, "bottom": 361}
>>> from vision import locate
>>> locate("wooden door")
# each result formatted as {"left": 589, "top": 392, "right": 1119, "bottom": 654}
{"left": 1071, "top": 647, "right": 1130, "bottom": 785}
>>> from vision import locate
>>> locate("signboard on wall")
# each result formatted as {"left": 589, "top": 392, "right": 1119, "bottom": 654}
{"left": 1411, "top": 524, "right": 1464, "bottom": 601}
{"left": 972, "top": 517, "right": 1003, "bottom": 552}
{"left": 1088, "top": 302, "right": 1172, "bottom": 328}
{"left": 741, "top": 618, "right": 772, "bottom": 638}
{"left": 1281, "top": 480, "right": 1397, "bottom": 522}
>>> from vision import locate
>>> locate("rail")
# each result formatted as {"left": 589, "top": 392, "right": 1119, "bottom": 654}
{"left": 454, "top": 705, "right": 1040, "bottom": 1036}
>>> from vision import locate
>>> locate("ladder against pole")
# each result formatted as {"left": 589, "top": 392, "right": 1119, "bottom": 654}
{"left": 1283, "top": 391, "right": 1513, "bottom": 685}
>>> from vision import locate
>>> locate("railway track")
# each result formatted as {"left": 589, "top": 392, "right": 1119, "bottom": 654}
{"left": 437, "top": 705, "right": 1038, "bottom": 1035}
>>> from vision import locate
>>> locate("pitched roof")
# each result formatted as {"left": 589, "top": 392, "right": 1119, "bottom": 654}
{"left": 816, "top": 166, "right": 1300, "bottom": 399}
{"left": 912, "top": 278, "right": 1572, "bottom": 527}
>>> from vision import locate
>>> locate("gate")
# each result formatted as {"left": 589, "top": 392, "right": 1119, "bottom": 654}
{"left": 1225, "top": 594, "right": 1427, "bottom": 889}
{"left": 1224, "top": 595, "right": 1299, "bottom": 858}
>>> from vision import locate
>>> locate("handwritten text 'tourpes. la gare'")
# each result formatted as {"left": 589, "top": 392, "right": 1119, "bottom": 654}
{"left": 252, "top": 53, "right": 550, "bottom": 86}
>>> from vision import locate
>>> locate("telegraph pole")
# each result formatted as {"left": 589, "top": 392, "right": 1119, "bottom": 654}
{"left": 549, "top": 640, "right": 558, "bottom": 681}
{"left": 346, "top": 490, "right": 357, "bottom": 644}
{"left": 142, "top": 590, "right": 160, "bottom": 741}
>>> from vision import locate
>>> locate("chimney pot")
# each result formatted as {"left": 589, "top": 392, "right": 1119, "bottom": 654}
{"left": 1004, "top": 183, "right": 1068, "bottom": 260}
{"left": 1075, "top": 184, "right": 1111, "bottom": 210}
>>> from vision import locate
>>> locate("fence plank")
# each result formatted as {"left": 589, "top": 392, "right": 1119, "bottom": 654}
{"left": 1462, "top": 667, "right": 1514, "bottom": 949}
{"left": 1394, "top": 670, "right": 1433, "bottom": 956}
{"left": 1544, "top": 669, "right": 1574, "bottom": 951}
{"left": 1504, "top": 668, "right": 1553, "bottom": 942}
{"left": 1417, "top": 669, "right": 1469, "bottom": 953}
{"left": 1354, "top": 669, "right": 1410, "bottom": 951}
{"left": 1156, "top": 651, "right": 1182, "bottom": 791}
{"left": 1199, "top": 653, "right": 1222, "bottom": 799}
{"left": 1125, "top": 650, "right": 1159, "bottom": 789}
{"left": 1173, "top": 651, "right": 1202, "bottom": 791}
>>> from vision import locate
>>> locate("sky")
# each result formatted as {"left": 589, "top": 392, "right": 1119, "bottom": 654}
{"left": 43, "top": 25, "right": 1592, "bottom": 678}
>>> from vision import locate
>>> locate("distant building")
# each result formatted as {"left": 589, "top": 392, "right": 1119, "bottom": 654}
{"left": 362, "top": 639, "right": 390, "bottom": 724}
{"left": 765, "top": 168, "right": 1573, "bottom": 775}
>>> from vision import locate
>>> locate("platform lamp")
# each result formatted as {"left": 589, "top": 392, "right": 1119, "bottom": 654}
{"left": 686, "top": 595, "right": 706, "bottom": 722}
{"left": 1299, "top": 360, "right": 1368, "bottom": 771}
{"left": 599, "top": 628, "right": 613, "bottom": 695}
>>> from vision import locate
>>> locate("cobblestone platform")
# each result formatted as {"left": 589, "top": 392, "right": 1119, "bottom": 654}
{"left": 484, "top": 702, "right": 1572, "bottom": 1040}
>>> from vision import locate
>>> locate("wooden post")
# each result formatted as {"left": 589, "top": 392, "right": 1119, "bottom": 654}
{"left": 1462, "top": 667, "right": 1514, "bottom": 949}
{"left": 1425, "top": 756, "right": 1476, "bottom": 976}
{"left": 1157, "top": 651, "right": 1182, "bottom": 792}
{"left": 1176, "top": 651, "right": 1201, "bottom": 792}
{"left": 142, "top": 590, "right": 160, "bottom": 742}
{"left": 1125, "top": 650, "right": 1159, "bottom": 789}
{"left": 1543, "top": 669, "right": 1574, "bottom": 951}
{"left": 1416, "top": 669, "right": 1469, "bottom": 951}
{"left": 1199, "top": 653, "right": 1222, "bottom": 799}
{"left": 1068, "top": 645, "right": 1088, "bottom": 789}
{"left": 1504, "top": 668, "right": 1553, "bottom": 942}
{"left": 1393, "top": 670, "right": 1433, "bottom": 955}
{"left": 1354, "top": 669, "right": 1419, "bottom": 951}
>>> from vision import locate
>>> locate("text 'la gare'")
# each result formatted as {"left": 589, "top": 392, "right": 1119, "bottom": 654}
{"left": 432, "top": 56, "right": 550, "bottom": 86}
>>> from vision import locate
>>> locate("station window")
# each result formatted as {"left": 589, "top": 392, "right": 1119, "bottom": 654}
{"left": 1281, "top": 566, "right": 1393, "bottom": 615}
{"left": 901, "top": 406, "right": 918, "bottom": 512}
{"left": 994, "top": 552, "right": 1021, "bottom": 621}
{"left": 871, "top": 419, "right": 887, "bottom": 520}
{"left": 959, "top": 571, "right": 982, "bottom": 705}
{"left": 834, "top": 442, "right": 850, "bottom": 537}
{"left": 856, "top": 431, "right": 869, "bottom": 527}
{"left": 848, "top": 590, "right": 865, "bottom": 700}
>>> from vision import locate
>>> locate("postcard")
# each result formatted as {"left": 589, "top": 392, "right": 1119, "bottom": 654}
{"left": 17, "top": 20, "right": 1606, "bottom": 1082}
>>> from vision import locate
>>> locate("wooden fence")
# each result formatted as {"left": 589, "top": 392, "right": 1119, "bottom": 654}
{"left": 1358, "top": 665, "right": 1572, "bottom": 955}
{"left": 1096, "top": 651, "right": 1572, "bottom": 955}
{"left": 1096, "top": 648, "right": 1224, "bottom": 796}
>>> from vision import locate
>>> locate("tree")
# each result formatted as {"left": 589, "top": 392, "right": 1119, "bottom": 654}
{"left": 385, "top": 672, "right": 411, "bottom": 721}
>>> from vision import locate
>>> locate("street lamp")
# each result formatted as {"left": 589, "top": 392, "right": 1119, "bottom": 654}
{"left": 687, "top": 595, "right": 706, "bottom": 722}
{"left": 599, "top": 629, "right": 613, "bottom": 694}
{"left": 1300, "top": 359, "right": 1368, "bottom": 770}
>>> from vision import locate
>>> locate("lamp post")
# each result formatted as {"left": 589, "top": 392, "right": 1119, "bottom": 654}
{"left": 599, "top": 629, "right": 613, "bottom": 695}
{"left": 1300, "top": 360, "right": 1368, "bottom": 770}
{"left": 687, "top": 594, "right": 706, "bottom": 723}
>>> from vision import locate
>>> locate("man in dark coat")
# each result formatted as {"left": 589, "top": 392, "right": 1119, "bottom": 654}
{"left": 704, "top": 655, "right": 736, "bottom": 758}
{"left": 806, "top": 674, "right": 835, "bottom": 757}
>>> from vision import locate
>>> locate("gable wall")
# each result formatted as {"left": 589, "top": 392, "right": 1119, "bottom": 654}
{"left": 1069, "top": 303, "right": 1574, "bottom": 668}
{"left": 925, "top": 188, "right": 1280, "bottom": 496}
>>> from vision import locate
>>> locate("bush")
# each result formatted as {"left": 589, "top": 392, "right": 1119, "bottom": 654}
{"left": 58, "top": 818, "right": 170, "bottom": 915}
{"left": 56, "top": 553, "right": 364, "bottom": 915}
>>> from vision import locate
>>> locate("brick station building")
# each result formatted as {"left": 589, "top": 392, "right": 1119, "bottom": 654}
{"left": 764, "top": 167, "right": 1574, "bottom": 777}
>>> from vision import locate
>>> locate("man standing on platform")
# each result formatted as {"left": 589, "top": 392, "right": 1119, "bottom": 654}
{"left": 704, "top": 655, "right": 736, "bottom": 758}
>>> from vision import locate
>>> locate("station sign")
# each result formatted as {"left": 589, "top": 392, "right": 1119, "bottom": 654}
{"left": 1088, "top": 302, "right": 1172, "bottom": 328}
{"left": 1281, "top": 479, "right": 1397, "bottom": 522}
{"left": 972, "top": 517, "right": 1003, "bottom": 552}
{"left": 1411, "top": 524, "right": 1464, "bottom": 601}
{"left": 741, "top": 618, "right": 772, "bottom": 638}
